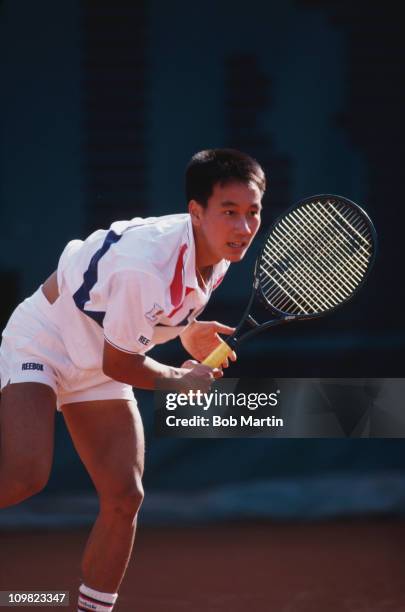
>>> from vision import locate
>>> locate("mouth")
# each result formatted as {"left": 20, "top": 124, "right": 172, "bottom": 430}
{"left": 227, "top": 241, "right": 247, "bottom": 250}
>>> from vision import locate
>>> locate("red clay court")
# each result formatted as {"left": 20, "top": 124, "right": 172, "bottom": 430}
{"left": 1, "top": 518, "right": 405, "bottom": 611}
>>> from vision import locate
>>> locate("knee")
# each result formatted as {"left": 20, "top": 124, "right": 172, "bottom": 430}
{"left": 1, "top": 460, "right": 50, "bottom": 500}
{"left": 18, "top": 462, "right": 51, "bottom": 497}
{"left": 100, "top": 481, "right": 144, "bottom": 520}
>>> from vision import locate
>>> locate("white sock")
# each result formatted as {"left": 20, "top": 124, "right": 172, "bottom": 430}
{"left": 78, "top": 583, "right": 118, "bottom": 612}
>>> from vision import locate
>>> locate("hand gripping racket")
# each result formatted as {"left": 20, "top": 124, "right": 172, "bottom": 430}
{"left": 202, "top": 194, "right": 377, "bottom": 368}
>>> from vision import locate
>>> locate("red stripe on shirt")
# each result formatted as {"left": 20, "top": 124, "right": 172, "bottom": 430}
{"left": 213, "top": 274, "right": 225, "bottom": 290}
{"left": 168, "top": 286, "right": 194, "bottom": 318}
{"left": 169, "top": 244, "right": 188, "bottom": 308}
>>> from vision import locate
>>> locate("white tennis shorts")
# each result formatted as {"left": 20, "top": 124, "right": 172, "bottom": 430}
{"left": 0, "top": 287, "right": 135, "bottom": 410}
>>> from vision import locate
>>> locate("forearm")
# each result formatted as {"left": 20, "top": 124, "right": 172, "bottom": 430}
{"left": 103, "top": 350, "right": 180, "bottom": 390}
{"left": 103, "top": 338, "right": 219, "bottom": 393}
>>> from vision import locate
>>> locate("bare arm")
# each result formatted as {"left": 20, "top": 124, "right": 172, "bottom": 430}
{"left": 102, "top": 340, "right": 221, "bottom": 392}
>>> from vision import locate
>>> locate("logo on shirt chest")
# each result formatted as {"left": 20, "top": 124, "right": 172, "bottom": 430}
{"left": 157, "top": 305, "right": 205, "bottom": 328}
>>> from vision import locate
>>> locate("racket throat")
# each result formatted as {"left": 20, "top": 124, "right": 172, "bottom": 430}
{"left": 246, "top": 314, "right": 259, "bottom": 328}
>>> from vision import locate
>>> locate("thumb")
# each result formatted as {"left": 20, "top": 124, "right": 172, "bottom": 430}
{"left": 213, "top": 321, "right": 236, "bottom": 335}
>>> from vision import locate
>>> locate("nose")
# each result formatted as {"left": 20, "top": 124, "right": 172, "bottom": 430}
{"left": 235, "top": 215, "right": 253, "bottom": 236}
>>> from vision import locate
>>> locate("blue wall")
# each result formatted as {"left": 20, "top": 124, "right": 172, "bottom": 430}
{"left": 1, "top": 1, "right": 404, "bottom": 526}
{"left": 0, "top": 0, "right": 83, "bottom": 294}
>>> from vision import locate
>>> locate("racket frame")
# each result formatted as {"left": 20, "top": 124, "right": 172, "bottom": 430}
{"left": 223, "top": 194, "right": 377, "bottom": 350}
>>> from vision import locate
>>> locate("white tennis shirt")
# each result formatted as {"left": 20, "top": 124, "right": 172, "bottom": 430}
{"left": 56, "top": 213, "right": 229, "bottom": 369}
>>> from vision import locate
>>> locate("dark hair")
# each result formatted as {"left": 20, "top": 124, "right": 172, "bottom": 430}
{"left": 185, "top": 148, "right": 266, "bottom": 207}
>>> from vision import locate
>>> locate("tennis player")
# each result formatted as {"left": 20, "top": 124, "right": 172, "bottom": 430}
{"left": 0, "top": 149, "right": 265, "bottom": 612}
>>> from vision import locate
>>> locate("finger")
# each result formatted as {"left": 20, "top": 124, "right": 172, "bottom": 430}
{"left": 213, "top": 322, "right": 236, "bottom": 335}
{"left": 199, "top": 363, "right": 218, "bottom": 374}
{"left": 229, "top": 351, "right": 237, "bottom": 362}
{"left": 212, "top": 368, "right": 223, "bottom": 379}
{"left": 221, "top": 358, "right": 229, "bottom": 368}
{"left": 181, "top": 359, "right": 199, "bottom": 369}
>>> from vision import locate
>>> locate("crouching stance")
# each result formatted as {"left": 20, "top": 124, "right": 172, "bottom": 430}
{"left": 0, "top": 149, "right": 265, "bottom": 611}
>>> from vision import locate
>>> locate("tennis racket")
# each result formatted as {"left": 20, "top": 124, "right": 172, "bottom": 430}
{"left": 202, "top": 194, "right": 377, "bottom": 368}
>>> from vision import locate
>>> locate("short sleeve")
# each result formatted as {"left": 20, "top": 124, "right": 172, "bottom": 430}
{"left": 103, "top": 270, "right": 166, "bottom": 354}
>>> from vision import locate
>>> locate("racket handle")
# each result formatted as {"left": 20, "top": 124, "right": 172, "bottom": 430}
{"left": 202, "top": 341, "right": 233, "bottom": 368}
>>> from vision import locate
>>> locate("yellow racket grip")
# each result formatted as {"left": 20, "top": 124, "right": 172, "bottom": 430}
{"left": 202, "top": 341, "right": 233, "bottom": 368}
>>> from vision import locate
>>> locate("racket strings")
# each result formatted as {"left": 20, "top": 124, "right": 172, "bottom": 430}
{"left": 261, "top": 230, "right": 343, "bottom": 310}
{"left": 262, "top": 243, "right": 341, "bottom": 313}
{"left": 259, "top": 199, "right": 374, "bottom": 315}
{"left": 291, "top": 207, "right": 368, "bottom": 283}
{"left": 271, "top": 207, "right": 371, "bottom": 310}
{"left": 279, "top": 214, "right": 360, "bottom": 287}
{"left": 260, "top": 260, "right": 315, "bottom": 313}
{"left": 270, "top": 201, "right": 373, "bottom": 310}
{"left": 315, "top": 203, "right": 371, "bottom": 264}
{"left": 324, "top": 202, "right": 371, "bottom": 253}
{"left": 311, "top": 203, "right": 372, "bottom": 278}
{"left": 262, "top": 242, "right": 340, "bottom": 314}
{"left": 266, "top": 215, "right": 361, "bottom": 307}
{"left": 292, "top": 203, "right": 368, "bottom": 272}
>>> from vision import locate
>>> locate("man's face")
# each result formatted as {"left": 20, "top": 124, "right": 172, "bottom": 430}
{"left": 190, "top": 180, "right": 262, "bottom": 264}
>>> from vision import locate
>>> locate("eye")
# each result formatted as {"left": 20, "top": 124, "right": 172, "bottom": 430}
{"left": 249, "top": 210, "right": 260, "bottom": 217}
{"left": 224, "top": 210, "right": 235, "bottom": 216}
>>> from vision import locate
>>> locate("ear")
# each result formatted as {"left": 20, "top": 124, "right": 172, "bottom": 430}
{"left": 188, "top": 200, "right": 204, "bottom": 227}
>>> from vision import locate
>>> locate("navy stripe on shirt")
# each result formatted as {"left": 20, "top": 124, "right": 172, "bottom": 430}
{"left": 73, "top": 229, "right": 122, "bottom": 327}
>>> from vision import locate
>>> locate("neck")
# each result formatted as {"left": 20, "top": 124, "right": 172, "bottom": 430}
{"left": 196, "top": 264, "right": 213, "bottom": 283}
{"left": 192, "top": 224, "right": 219, "bottom": 270}
{"left": 192, "top": 228, "right": 216, "bottom": 289}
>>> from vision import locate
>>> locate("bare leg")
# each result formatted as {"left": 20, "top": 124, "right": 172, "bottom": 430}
{"left": 0, "top": 383, "right": 56, "bottom": 508}
{"left": 62, "top": 399, "right": 144, "bottom": 593}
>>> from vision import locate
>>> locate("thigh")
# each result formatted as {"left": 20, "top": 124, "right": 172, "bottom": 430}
{"left": 0, "top": 382, "right": 56, "bottom": 468}
{"left": 61, "top": 399, "right": 145, "bottom": 496}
